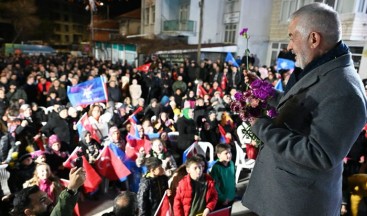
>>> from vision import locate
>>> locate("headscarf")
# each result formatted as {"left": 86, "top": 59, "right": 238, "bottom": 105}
{"left": 182, "top": 108, "right": 191, "bottom": 119}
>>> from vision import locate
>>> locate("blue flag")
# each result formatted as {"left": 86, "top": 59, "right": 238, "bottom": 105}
{"left": 225, "top": 52, "right": 239, "bottom": 67}
{"left": 183, "top": 143, "right": 197, "bottom": 163}
{"left": 67, "top": 77, "right": 108, "bottom": 107}
{"left": 276, "top": 58, "right": 295, "bottom": 71}
{"left": 274, "top": 79, "right": 284, "bottom": 92}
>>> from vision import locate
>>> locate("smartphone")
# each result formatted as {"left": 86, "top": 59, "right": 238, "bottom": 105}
{"left": 75, "top": 151, "right": 83, "bottom": 168}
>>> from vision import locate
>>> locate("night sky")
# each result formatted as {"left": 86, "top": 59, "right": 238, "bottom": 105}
{"left": 97, "top": 0, "right": 141, "bottom": 17}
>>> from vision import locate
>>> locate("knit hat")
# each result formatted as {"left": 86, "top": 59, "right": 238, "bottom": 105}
{"left": 48, "top": 134, "right": 60, "bottom": 146}
{"left": 160, "top": 95, "right": 170, "bottom": 106}
{"left": 57, "top": 105, "right": 67, "bottom": 113}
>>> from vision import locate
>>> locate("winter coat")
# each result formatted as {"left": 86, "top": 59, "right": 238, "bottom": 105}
{"left": 173, "top": 174, "right": 218, "bottom": 216}
{"left": 176, "top": 116, "right": 197, "bottom": 151}
{"left": 137, "top": 173, "right": 169, "bottom": 216}
{"left": 242, "top": 46, "right": 367, "bottom": 216}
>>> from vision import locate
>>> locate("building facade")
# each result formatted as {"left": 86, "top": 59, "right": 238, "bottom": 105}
{"left": 141, "top": 0, "right": 367, "bottom": 78}
{"left": 268, "top": 0, "right": 367, "bottom": 77}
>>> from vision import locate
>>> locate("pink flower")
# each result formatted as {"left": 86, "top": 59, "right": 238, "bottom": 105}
{"left": 239, "top": 28, "right": 248, "bottom": 36}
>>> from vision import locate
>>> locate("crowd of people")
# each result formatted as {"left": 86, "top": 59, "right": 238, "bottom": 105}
{"left": 0, "top": 47, "right": 277, "bottom": 215}
{"left": 1, "top": 3, "right": 367, "bottom": 216}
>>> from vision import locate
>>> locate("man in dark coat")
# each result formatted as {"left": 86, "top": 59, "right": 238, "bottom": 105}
{"left": 40, "top": 105, "right": 72, "bottom": 153}
{"left": 242, "top": 3, "right": 367, "bottom": 216}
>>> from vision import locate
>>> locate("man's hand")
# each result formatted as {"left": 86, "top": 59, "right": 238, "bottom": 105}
{"left": 67, "top": 167, "right": 86, "bottom": 191}
{"left": 248, "top": 117, "right": 258, "bottom": 126}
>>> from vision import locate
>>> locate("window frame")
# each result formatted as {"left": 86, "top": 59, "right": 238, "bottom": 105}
{"left": 224, "top": 23, "right": 237, "bottom": 44}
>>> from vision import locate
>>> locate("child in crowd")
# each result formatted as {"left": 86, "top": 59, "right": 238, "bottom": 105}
{"left": 210, "top": 143, "right": 236, "bottom": 209}
{"left": 79, "top": 130, "right": 101, "bottom": 164}
{"left": 45, "top": 134, "right": 69, "bottom": 179}
{"left": 137, "top": 157, "right": 171, "bottom": 216}
{"left": 23, "top": 162, "right": 63, "bottom": 203}
{"left": 174, "top": 155, "right": 218, "bottom": 216}
{"left": 136, "top": 138, "right": 177, "bottom": 177}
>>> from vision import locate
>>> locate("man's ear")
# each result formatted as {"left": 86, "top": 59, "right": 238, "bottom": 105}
{"left": 24, "top": 208, "right": 33, "bottom": 216}
{"left": 309, "top": 32, "right": 321, "bottom": 49}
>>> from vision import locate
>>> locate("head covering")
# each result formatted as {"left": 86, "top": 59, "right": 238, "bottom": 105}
{"left": 48, "top": 134, "right": 60, "bottom": 146}
{"left": 160, "top": 95, "right": 170, "bottom": 106}
{"left": 57, "top": 105, "right": 67, "bottom": 113}
{"left": 18, "top": 153, "right": 32, "bottom": 162}
{"left": 182, "top": 108, "right": 191, "bottom": 119}
{"left": 20, "top": 104, "right": 31, "bottom": 111}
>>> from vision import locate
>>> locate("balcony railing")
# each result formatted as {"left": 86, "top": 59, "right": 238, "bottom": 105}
{"left": 163, "top": 20, "right": 195, "bottom": 32}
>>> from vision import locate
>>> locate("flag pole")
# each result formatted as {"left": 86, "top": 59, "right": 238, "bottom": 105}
{"left": 154, "top": 191, "right": 168, "bottom": 216}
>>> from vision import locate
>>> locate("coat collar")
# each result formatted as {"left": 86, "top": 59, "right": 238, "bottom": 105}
{"left": 278, "top": 53, "right": 353, "bottom": 109}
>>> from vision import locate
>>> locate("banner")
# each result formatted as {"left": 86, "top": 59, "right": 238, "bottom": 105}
{"left": 67, "top": 77, "right": 108, "bottom": 107}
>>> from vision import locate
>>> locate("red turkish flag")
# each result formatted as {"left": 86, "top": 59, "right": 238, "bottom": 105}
{"left": 136, "top": 63, "right": 151, "bottom": 73}
{"left": 62, "top": 147, "right": 102, "bottom": 193}
{"left": 196, "top": 84, "right": 208, "bottom": 98}
{"left": 95, "top": 146, "right": 131, "bottom": 181}
{"left": 154, "top": 192, "right": 172, "bottom": 216}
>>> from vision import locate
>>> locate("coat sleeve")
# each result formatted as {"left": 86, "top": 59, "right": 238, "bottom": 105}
{"left": 173, "top": 182, "right": 185, "bottom": 216}
{"left": 252, "top": 92, "right": 367, "bottom": 171}
{"left": 137, "top": 178, "right": 150, "bottom": 216}
{"left": 205, "top": 179, "right": 218, "bottom": 211}
{"left": 50, "top": 190, "right": 78, "bottom": 216}
{"left": 209, "top": 165, "right": 225, "bottom": 204}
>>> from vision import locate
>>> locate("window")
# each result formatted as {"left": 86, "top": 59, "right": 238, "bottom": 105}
{"left": 224, "top": 24, "right": 237, "bottom": 43}
{"left": 280, "top": 0, "right": 348, "bottom": 22}
{"left": 179, "top": 4, "right": 189, "bottom": 21}
{"left": 314, "top": 0, "right": 342, "bottom": 10}
{"left": 357, "top": 0, "right": 367, "bottom": 13}
{"left": 270, "top": 42, "right": 289, "bottom": 66}
{"left": 144, "top": 7, "right": 149, "bottom": 25}
{"left": 151, "top": 5, "right": 155, "bottom": 24}
{"left": 65, "top": 35, "right": 70, "bottom": 43}
{"left": 349, "top": 46, "right": 363, "bottom": 73}
{"left": 280, "top": 0, "right": 298, "bottom": 23}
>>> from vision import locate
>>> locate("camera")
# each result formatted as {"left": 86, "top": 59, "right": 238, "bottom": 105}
{"left": 75, "top": 151, "right": 83, "bottom": 168}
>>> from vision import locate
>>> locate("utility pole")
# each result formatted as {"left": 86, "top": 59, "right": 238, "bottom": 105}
{"left": 196, "top": 0, "right": 204, "bottom": 63}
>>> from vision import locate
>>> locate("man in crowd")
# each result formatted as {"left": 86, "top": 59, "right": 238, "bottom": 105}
{"left": 11, "top": 167, "right": 86, "bottom": 216}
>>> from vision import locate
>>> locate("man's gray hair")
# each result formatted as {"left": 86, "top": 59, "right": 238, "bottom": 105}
{"left": 290, "top": 3, "right": 341, "bottom": 46}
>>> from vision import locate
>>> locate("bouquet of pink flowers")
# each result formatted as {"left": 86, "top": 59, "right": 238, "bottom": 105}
{"left": 231, "top": 79, "right": 278, "bottom": 122}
